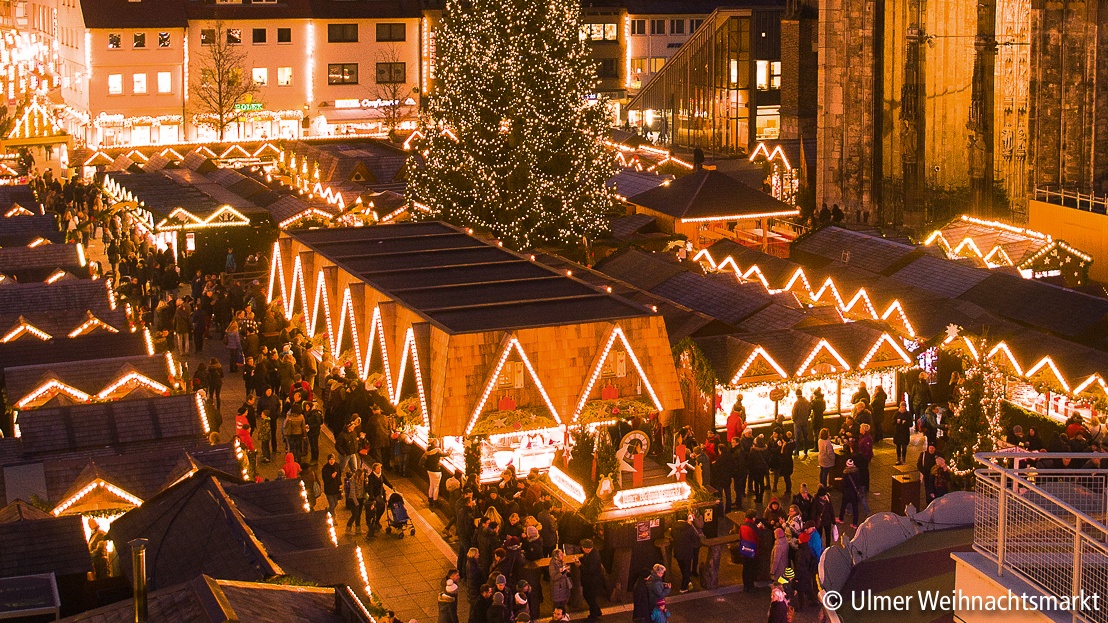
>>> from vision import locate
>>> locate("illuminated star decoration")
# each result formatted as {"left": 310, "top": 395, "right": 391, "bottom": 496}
{"left": 666, "top": 459, "right": 689, "bottom": 479}
{"left": 945, "top": 323, "right": 961, "bottom": 341}
{"left": 493, "top": 418, "right": 507, "bottom": 429}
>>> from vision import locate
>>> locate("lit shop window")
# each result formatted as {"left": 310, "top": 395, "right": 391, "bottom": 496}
{"left": 277, "top": 67, "right": 292, "bottom": 86}
{"left": 253, "top": 67, "right": 268, "bottom": 86}
{"left": 108, "top": 74, "right": 123, "bottom": 95}
{"left": 580, "top": 23, "right": 617, "bottom": 41}
{"left": 132, "top": 73, "right": 147, "bottom": 94}
{"left": 756, "top": 60, "right": 781, "bottom": 90}
{"left": 157, "top": 71, "right": 171, "bottom": 93}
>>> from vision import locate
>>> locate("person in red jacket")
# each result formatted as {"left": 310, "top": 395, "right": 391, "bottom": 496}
{"left": 281, "top": 452, "right": 301, "bottom": 479}
{"left": 739, "top": 509, "right": 762, "bottom": 592}
{"left": 727, "top": 397, "right": 747, "bottom": 442}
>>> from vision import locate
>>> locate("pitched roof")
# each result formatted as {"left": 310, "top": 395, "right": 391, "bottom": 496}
{"left": 286, "top": 223, "right": 654, "bottom": 334}
{"left": 791, "top": 227, "right": 924, "bottom": 275}
{"left": 0, "top": 515, "right": 91, "bottom": 577}
{"left": 108, "top": 474, "right": 283, "bottom": 590}
{"left": 16, "top": 394, "right": 206, "bottom": 458}
{"left": 80, "top": 0, "right": 186, "bottom": 28}
{"left": 0, "top": 499, "right": 51, "bottom": 523}
{"left": 0, "top": 331, "right": 147, "bottom": 371}
{"left": 628, "top": 169, "right": 798, "bottom": 221}
{"left": 60, "top": 575, "right": 373, "bottom": 623}
{"left": 0, "top": 215, "right": 63, "bottom": 246}
{"left": 4, "top": 354, "right": 175, "bottom": 410}
{"left": 0, "top": 244, "right": 84, "bottom": 280}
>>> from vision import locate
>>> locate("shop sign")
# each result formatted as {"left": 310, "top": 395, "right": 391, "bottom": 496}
{"left": 234, "top": 102, "right": 264, "bottom": 112}
{"left": 548, "top": 465, "right": 586, "bottom": 504}
{"left": 635, "top": 521, "right": 651, "bottom": 541}
{"left": 612, "top": 482, "right": 691, "bottom": 510}
{"left": 334, "top": 97, "right": 417, "bottom": 109}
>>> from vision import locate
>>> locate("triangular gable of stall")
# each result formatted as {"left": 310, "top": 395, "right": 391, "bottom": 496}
{"left": 730, "top": 345, "right": 789, "bottom": 386}
{"left": 570, "top": 325, "right": 663, "bottom": 423}
{"left": 796, "top": 339, "right": 851, "bottom": 376}
{"left": 858, "top": 333, "right": 913, "bottom": 369}
{"left": 465, "top": 332, "right": 562, "bottom": 435}
{"left": 392, "top": 324, "right": 431, "bottom": 428}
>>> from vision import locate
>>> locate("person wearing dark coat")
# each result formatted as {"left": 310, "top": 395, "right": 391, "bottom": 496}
{"left": 748, "top": 436, "right": 770, "bottom": 504}
{"left": 580, "top": 539, "right": 606, "bottom": 623}
{"left": 767, "top": 588, "right": 791, "bottom": 622}
{"left": 671, "top": 516, "right": 701, "bottom": 592}
{"left": 631, "top": 569, "right": 653, "bottom": 623}
{"left": 365, "top": 463, "right": 392, "bottom": 531}
{"left": 457, "top": 496, "right": 477, "bottom": 576}
{"left": 870, "top": 385, "right": 888, "bottom": 441}
{"left": 487, "top": 592, "right": 508, "bottom": 623}
{"left": 893, "top": 402, "right": 913, "bottom": 465}
{"left": 470, "top": 585, "right": 493, "bottom": 623}
{"left": 710, "top": 443, "right": 735, "bottom": 513}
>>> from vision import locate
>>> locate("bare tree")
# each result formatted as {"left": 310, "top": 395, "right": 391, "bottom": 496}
{"left": 190, "top": 21, "right": 259, "bottom": 141}
{"left": 371, "top": 45, "right": 415, "bottom": 138}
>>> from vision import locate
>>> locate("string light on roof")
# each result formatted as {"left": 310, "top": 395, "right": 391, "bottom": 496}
{"left": 795, "top": 339, "right": 851, "bottom": 376}
{"left": 986, "top": 341, "right": 1022, "bottom": 376}
{"left": 52, "top": 479, "right": 143, "bottom": 516}
{"left": 570, "top": 326, "right": 664, "bottom": 423}
{"left": 1024, "top": 356, "right": 1070, "bottom": 393}
{"left": 355, "top": 546, "right": 373, "bottom": 597}
{"left": 464, "top": 335, "right": 561, "bottom": 435}
{"left": 15, "top": 379, "right": 91, "bottom": 409}
{"left": 858, "top": 333, "right": 913, "bottom": 369}
{"left": 729, "top": 346, "right": 788, "bottom": 385}
{"left": 2, "top": 319, "right": 52, "bottom": 343}
{"left": 95, "top": 372, "right": 170, "bottom": 400}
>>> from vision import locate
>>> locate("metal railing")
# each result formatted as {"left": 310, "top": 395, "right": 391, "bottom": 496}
{"left": 1034, "top": 187, "right": 1108, "bottom": 215}
{"left": 974, "top": 452, "right": 1108, "bottom": 623}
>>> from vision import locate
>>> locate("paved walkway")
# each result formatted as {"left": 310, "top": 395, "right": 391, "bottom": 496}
{"left": 87, "top": 239, "right": 931, "bottom": 623}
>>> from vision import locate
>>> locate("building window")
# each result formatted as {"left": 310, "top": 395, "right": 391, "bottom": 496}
{"left": 597, "top": 58, "right": 618, "bottom": 78}
{"left": 650, "top": 19, "right": 665, "bottom": 35}
{"left": 108, "top": 73, "right": 123, "bottom": 94}
{"left": 226, "top": 28, "right": 242, "bottom": 45}
{"left": 327, "top": 63, "right": 358, "bottom": 84}
{"left": 631, "top": 58, "right": 646, "bottom": 74}
{"left": 670, "top": 19, "right": 685, "bottom": 35}
{"left": 107, "top": 33, "right": 121, "bottom": 49}
{"left": 328, "top": 23, "right": 358, "bottom": 43}
{"left": 158, "top": 32, "right": 170, "bottom": 47}
{"left": 157, "top": 71, "right": 171, "bottom": 93}
{"left": 201, "top": 29, "right": 216, "bottom": 46}
{"left": 253, "top": 67, "right": 268, "bottom": 86}
{"left": 277, "top": 28, "right": 291, "bottom": 43}
{"left": 133, "top": 32, "right": 146, "bottom": 48}
{"left": 650, "top": 57, "right": 666, "bottom": 73}
{"left": 375, "top": 62, "right": 405, "bottom": 83}
{"left": 133, "top": 73, "right": 147, "bottom": 94}
{"left": 252, "top": 28, "right": 266, "bottom": 44}
{"left": 690, "top": 19, "right": 705, "bottom": 32}
{"left": 580, "top": 23, "right": 617, "bottom": 41}
{"left": 631, "top": 19, "right": 646, "bottom": 35}
{"left": 277, "top": 67, "right": 292, "bottom": 86}
{"left": 376, "top": 23, "right": 405, "bottom": 42}
{"left": 756, "top": 60, "right": 782, "bottom": 90}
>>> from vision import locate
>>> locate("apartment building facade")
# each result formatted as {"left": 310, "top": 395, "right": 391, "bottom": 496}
{"left": 21, "top": 0, "right": 423, "bottom": 147}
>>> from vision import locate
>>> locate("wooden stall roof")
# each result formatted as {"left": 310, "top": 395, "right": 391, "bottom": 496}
{"left": 0, "top": 244, "right": 84, "bottom": 279}
{"left": 628, "top": 169, "right": 799, "bottom": 222}
{"left": 285, "top": 223, "right": 655, "bottom": 334}
{"left": 108, "top": 470, "right": 335, "bottom": 591}
{"left": 924, "top": 215, "right": 1080, "bottom": 268}
{"left": 0, "top": 280, "right": 126, "bottom": 340}
{"left": 0, "top": 214, "right": 62, "bottom": 246}
{"left": 4, "top": 354, "right": 176, "bottom": 410}
{"left": 59, "top": 575, "right": 370, "bottom": 623}
{"left": 0, "top": 515, "right": 91, "bottom": 578}
{"left": 0, "top": 331, "right": 147, "bottom": 370}
{"left": 16, "top": 394, "right": 207, "bottom": 459}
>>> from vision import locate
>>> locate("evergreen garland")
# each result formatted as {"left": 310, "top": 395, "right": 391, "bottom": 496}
{"left": 568, "top": 425, "right": 595, "bottom": 485}
{"left": 407, "top": 0, "right": 616, "bottom": 249}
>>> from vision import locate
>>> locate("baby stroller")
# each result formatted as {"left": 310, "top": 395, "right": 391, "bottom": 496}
{"left": 384, "top": 491, "right": 416, "bottom": 537}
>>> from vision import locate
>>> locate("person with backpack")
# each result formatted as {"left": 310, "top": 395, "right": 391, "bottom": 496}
{"left": 738, "top": 509, "right": 761, "bottom": 592}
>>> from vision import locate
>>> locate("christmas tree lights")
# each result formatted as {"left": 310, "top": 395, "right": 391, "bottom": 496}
{"left": 406, "top": 0, "right": 617, "bottom": 250}
{"left": 948, "top": 337, "right": 1005, "bottom": 478}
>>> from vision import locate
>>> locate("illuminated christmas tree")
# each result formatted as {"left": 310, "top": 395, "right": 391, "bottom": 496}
{"left": 407, "top": 0, "right": 616, "bottom": 249}
{"left": 948, "top": 339, "right": 1005, "bottom": 481}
